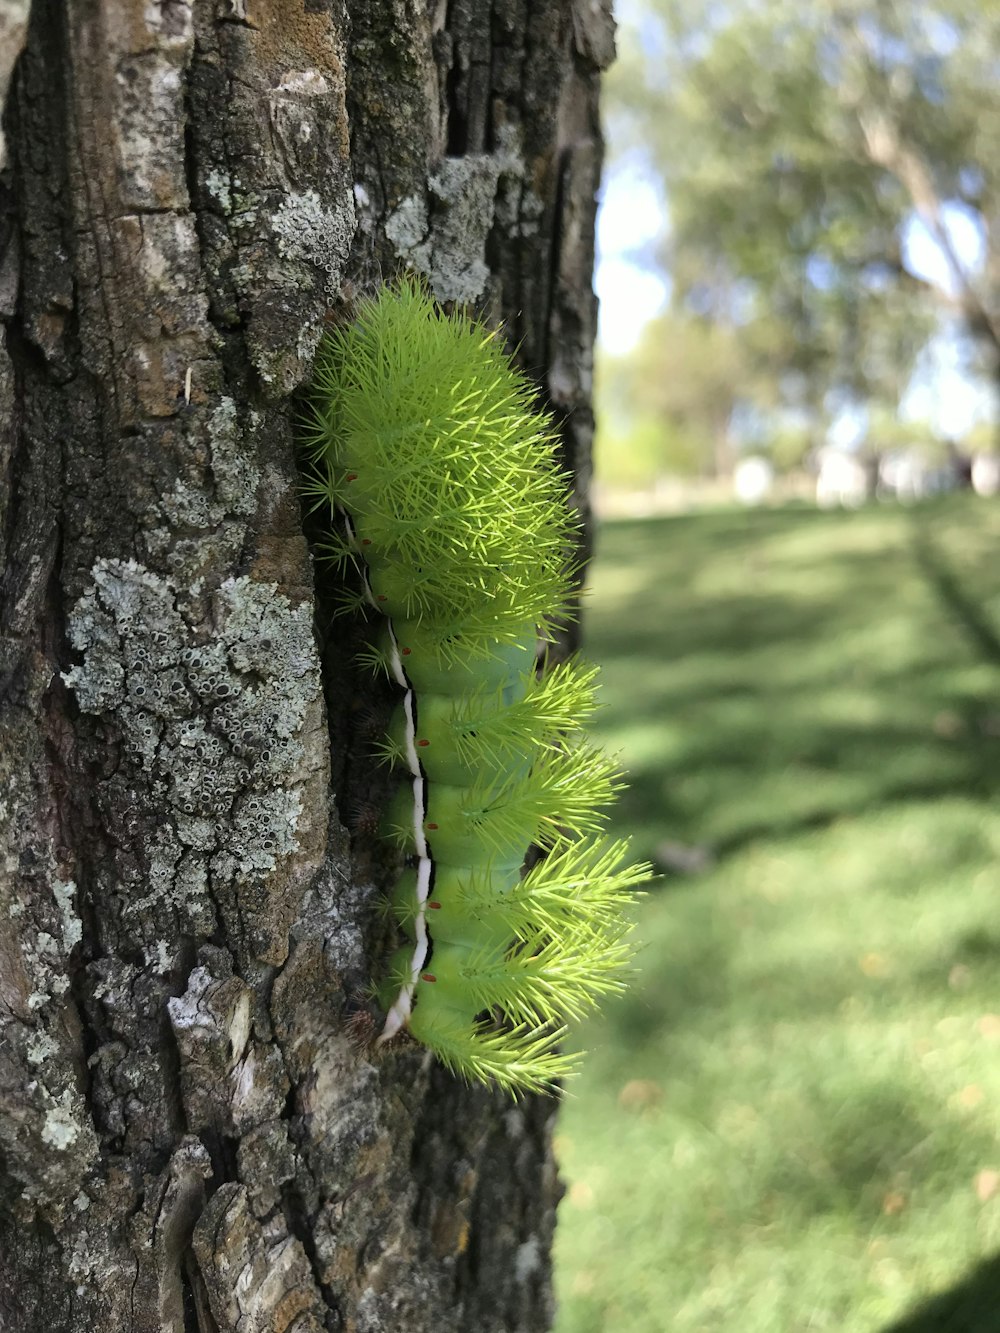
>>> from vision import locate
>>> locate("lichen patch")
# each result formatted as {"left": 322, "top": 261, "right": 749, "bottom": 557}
{"left": 63, "top": 559, "right": 324, "bottom": 964}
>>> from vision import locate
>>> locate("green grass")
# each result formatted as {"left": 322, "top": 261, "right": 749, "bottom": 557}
{"left": 554, "top": 496, "right": 1000, "bottom": 1333}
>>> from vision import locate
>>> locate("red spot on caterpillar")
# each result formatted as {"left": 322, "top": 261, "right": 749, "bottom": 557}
{"left": 361, "top": 538, "right": 372, "bottom": 546}
{"left": 428, "top": 901, "right": 442, "bottom": 910}
{"left": 401, "top": 648, "right": 411, "bottom": 655}
{"left": 426, "top": 822, "right": 439, "bottom": 830}
{"left": 421, "top": 973, "right": 437, "bottom": 983}
{"left": 345, "top": 472, "right": 358, "bottom": 481}
{"left": 376, "top": 594, "right": 387, "bottom": 602}
{"left": 418, "top": 738, "right": 430, "bottom": 747}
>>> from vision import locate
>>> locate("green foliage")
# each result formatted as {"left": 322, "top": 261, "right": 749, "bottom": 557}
{"left": 598, "top": 311, "right": 765, "bottom": 480}
{"left": 606, "top": 0, "right": 1000, "bottom": 445}
{"left": 765, "top": 421, "right": 815, "bottom": 472}
{"left": 595, "top": 411, "right": 704, "bottom": 488}
{"left": 867, "top": 409, "right": 944, "bottom": 457}
{"left": 555, "top": 495, "right": 1000, "bottom": 1328}
{"left": 962, "top": 419, "right": 999, "bottom": 456}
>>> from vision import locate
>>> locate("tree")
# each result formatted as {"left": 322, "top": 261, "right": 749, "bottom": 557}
{"left": 599, "top": 309, "right": 761, "bottom": 479}
{"left": 607, "top": 0, "right": 1000, "bottom": 425}
{"left": 0, "top": 2, "right": 611, "bottom": 1328}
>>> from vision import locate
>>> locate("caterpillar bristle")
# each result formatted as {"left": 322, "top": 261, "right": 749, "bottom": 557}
{"left": 314, "top": 532, "right": 360, "bottom": 571}
{"left": 515, "top": 837, "right": 652, "bottom": 924}
{"left": 344, "top": 1008, "right": 381, "bottom": 1052}
{"left": 306, "top": 277, "right": 648, "bottom": 1096}
{"left": 354, "top": 642, "right": 395, "bottom": 680}
{"left": 332, "top": 587, "right": 375, "bottom": 619}
{"left": 449, "top": 660, "right": 600, "bottom": 768}
{"left": 352, "top": 698, "right": 390, "bottom": 741}
{"left": 448, "top": 838, "right": 649, "bottom": 939}
{"left": 370, "top": 732, "right": 408, "bottom": 769}
{"left": 298, "top": 467, "right": 338, "bottom": 519}
{"left": 344, "top": 795, "right": 383, "bottom": 839}
{"left": 430, "top": 930, "right": 633, "bottom": 1028}
{"left": 373, "top": 892, "right": 400, "bottom": 924}
{"left": 463, "top": 743, "right": 625, "bottom": 856}
{"left": 408, "top": 1008, "right": 579, "bottom": 1098}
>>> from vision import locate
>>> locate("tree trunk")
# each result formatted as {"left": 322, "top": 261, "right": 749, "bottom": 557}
{"left": 0, "top": 1, "right": 611, "bottom": 1328}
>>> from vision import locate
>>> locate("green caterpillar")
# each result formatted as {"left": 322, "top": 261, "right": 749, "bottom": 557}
{"left": 304, "top": 279, "right": 647, "bottom": 1095}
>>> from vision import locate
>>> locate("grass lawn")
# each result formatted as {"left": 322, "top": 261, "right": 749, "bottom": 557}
{"left": 554, "top": 495, "right": 1000, "bottom": 1333}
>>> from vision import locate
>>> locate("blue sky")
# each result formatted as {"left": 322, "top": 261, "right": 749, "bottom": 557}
{"left": 595, "top": 166, "right": 669, "bottom": 356}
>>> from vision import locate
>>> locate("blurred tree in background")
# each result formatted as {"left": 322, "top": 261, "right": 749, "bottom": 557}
{"left": 602, "top": 0, "right": 1000, "bottom": 485}
{"left": 600, "top": 312, "right": 757, "bottom": 478}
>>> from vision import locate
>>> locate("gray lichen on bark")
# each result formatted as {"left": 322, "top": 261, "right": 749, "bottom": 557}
{"left": 0, "top": 0, "right": 612, "bottom": 1329}
{"left": 63, "top": 560, "right": 325, "bottom": 963}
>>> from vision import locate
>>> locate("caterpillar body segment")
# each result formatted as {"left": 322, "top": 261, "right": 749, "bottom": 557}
{"left": 377, "top": 658, "right": 602, "bottom": 786}
{"left": 379, "top": 743, "right": 621, "bottom": 866}
{"left": 307, "top": 279, "right": 648, "bottom": 1096}
{"left": 361, "top": 619, "right": 539, "bottom": 695}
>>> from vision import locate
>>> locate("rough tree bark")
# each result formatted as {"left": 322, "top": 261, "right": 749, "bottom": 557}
{"left": 0, "top": 0, "right": 611, "bottom": 1329}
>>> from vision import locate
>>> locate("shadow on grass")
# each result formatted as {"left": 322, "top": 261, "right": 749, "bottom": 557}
{"left": 590, "top": 506, "right": 1000, "bottom": 1035}
{"left": 595, "top": 509, "right": 1000, "bottom": 858}
{"left": 879, "top": 1254, "right": 1000, "bottom": 1332}
{"left": 619, "top": 714, "right": 1000, "bottom": 863}
{"left": 614, "top": 871, "right": 1000, "bottom": 1043}
{"left": 758, "top": 1079, "right": 1000, "bottom": 1223}
{"left": 912, "top": 523, "right": 1000, "bottom": 671}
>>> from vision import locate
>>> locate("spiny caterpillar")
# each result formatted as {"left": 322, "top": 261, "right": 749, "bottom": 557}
{"left": 303, "top": 278, "right": 648, "bottom": 1095}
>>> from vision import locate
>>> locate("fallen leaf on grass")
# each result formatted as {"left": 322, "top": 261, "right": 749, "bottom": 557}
{"left": 655, "top": 840, "right": 715, "bottom": 875}
{"left": 859, "top": 952, "right": 891, "bottom": 978}
{"left": 933, "top": 710, "right": 964, "bottom": 738}
{"left": 956, "top": 1084, "right": 985, "bottom": 1109}
{"left": 568, "top": 1180, "right": 594, "bottom": 1208}
{"left": 618, "top": 1079, "right": 663, "bottom": 1112}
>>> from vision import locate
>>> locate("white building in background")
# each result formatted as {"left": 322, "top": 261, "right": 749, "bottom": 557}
{"left": 971, "top": 454, "right": 1000, "bottom": 497}
{"left": 815, "top": 447, "right": 868, "bottom": 508}
{"left": 877, "top": 449, "right": 957, "bottom": 502}
{"left": 733, "top": 455, "right": 775, "bottom": 505}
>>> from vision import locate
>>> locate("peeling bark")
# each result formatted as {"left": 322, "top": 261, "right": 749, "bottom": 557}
{"left": 0, "top": 0, "right": 611, "bottom": 1328}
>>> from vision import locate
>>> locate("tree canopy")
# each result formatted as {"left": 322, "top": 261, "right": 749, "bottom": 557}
{"left": 601, "top": 0, "right": 1000, "bottom": 480}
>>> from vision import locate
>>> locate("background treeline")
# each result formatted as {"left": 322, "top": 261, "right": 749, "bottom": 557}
{"left": 601, "top": 0, "right": 1000, "bottom": 489}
